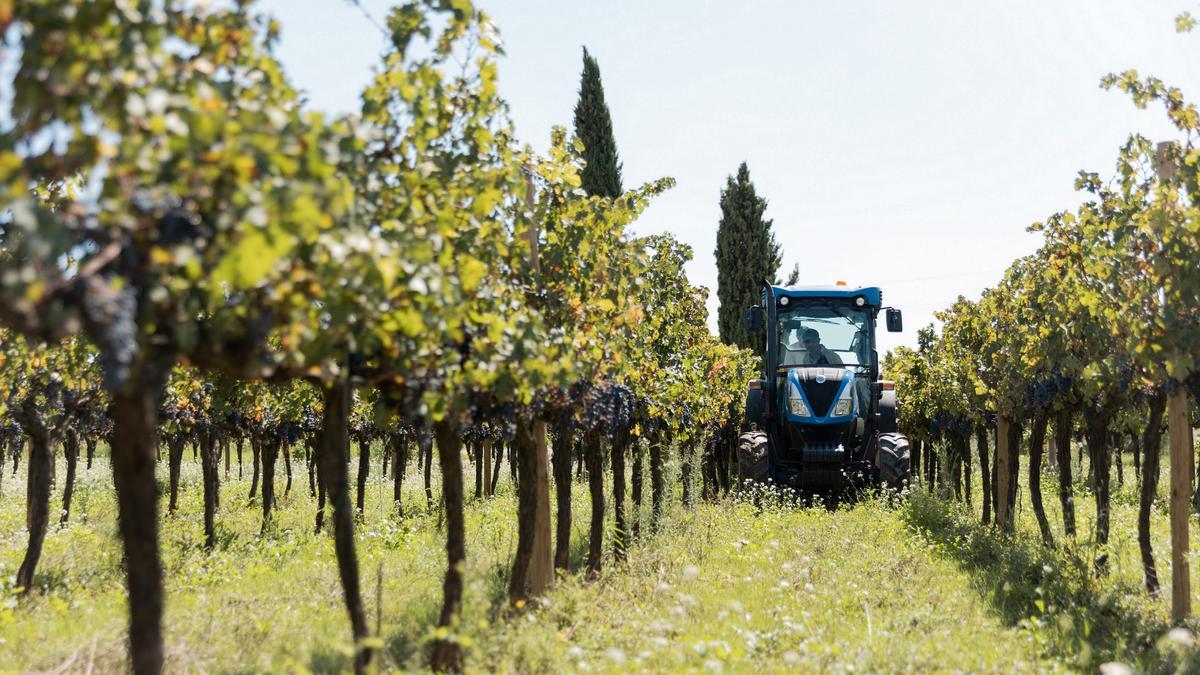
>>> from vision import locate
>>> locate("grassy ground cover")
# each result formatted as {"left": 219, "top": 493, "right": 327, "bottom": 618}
{"left": 0, "top": 443, "right": 1199, "bottom": 672}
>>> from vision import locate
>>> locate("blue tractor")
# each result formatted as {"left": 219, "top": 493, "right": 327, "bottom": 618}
{"left": 738, "top": 282, "right": 911, "bottom": 493}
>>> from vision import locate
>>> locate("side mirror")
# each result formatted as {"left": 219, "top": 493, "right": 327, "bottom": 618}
{"left": 744, "top": 306, "right": 764, "bottom": 333}
{"left": 886, "top": 308, "right": 903, "bottom": 333}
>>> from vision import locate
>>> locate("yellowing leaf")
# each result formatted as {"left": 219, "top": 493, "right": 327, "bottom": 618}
{"left": 460, "top": 257, "right": 487, "bottom": 293}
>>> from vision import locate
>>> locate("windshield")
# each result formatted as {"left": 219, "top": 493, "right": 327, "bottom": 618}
{"left": 776, "top": 303, "right": 871, "bottom": 369}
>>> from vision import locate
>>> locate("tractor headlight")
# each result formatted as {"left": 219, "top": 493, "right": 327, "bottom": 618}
{"left": 788, "top": 397, "right": 811, "bottom": 417}
{"left": 832, "top": 385, "right": 854, "bottom": 417}
{"left": 787, "top": 382, "right": 811, "bottom": 417}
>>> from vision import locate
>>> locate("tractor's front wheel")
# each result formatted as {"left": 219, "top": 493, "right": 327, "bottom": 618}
{"left": 876, "top": 433, "right": 911, "bottom": 492}
{"left": 736, "top": 431, "right": 769, "bottom": 489}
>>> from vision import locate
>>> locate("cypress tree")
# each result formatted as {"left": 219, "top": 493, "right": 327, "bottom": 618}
{"left": 714, "top": 162, "right": 781, "bottom": 360}
{"left": 573, "top": 47, "right": 623, "bottom": 198}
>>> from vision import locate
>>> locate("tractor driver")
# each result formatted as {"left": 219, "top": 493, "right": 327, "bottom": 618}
{"left": 801, "top": 328, "right": 843, "bottom": 366}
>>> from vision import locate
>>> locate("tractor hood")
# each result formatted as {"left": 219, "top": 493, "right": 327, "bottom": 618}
{"left": 782, "top": 367, "right": 856, "bottom": 425}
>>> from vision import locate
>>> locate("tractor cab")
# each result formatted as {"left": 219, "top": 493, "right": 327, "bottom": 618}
{"left": 740, "top": 283, "right": 909, "bottom": 492}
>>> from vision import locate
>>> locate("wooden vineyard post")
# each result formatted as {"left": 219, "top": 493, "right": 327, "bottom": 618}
{"left": 1156, "top": 140, "right": 1191, "bottom": 622}
{"left": 530, "top": 421, "right": 553, "bottom": 594}
{"left": 483, "top": 438, "right": 493, "bottom": 497}
{"left": 522, "top": 167, "right": 553, "bottom": 596}
{"left": 1169, "top": 385, "right": 1192, "bottom": 622}
{"left": 995, "top": 415, "right": 1011, "bottom": 530}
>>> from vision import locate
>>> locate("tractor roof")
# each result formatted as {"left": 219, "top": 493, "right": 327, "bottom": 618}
{"left": 770, "top": 285, "right": 883, "bottom": 307}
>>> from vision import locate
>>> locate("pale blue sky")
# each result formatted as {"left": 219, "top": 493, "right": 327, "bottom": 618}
{"left": 260, "top": 0, "right": 1200, "bottom": 354}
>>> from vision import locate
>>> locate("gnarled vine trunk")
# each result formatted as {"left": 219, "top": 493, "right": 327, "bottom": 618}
{"left": 15, "top": 401, "right": 56, "bottom": 592}
{"left": 1114, "top": 432, "right": 1123, "bottom": 489}
{"left": 430, "top": 420, "right": 466, "bottom": 672}
{"left": 307, "top": 435, "right": 318, "bottom": 498}
{"left": 356, "top": 437, "right": 370, "bottom": 514}
{"left": 85, "top": 436, "right": 96, "bottom": 471}
{"left": 282, "top": 439, "right": 293, "bottom": 498}
{"left": 317, "top": 380, "right": 371, "bottom": 672}
{"left": 927, "top": 436, "right": 940, "bottom": 488}
{"left": 551, "top": 422, "right": 573, "bottom": 572}
{"left": 612, "top": 428, "right": 629, "bottom": 561}
{"left": 315, "top": 466, "right": 328, "bottom": 533}
{"left": 991, "top": 426, "right": 999, "bottom": 523}
{"left": 248, "top": 432, "right": 261, "bottom": 502}
{"left": 109, "top": 366, "right": 170, "bottom": 675}
{"left": 1000, "top": 419, "right": 1021, "bottom": 532}
{"left": 11, "top": 437, "right": 21, "bottom": 476}
{"left": 1084, "top": 402, "right": 1113, "bottom": 572}
{"left": 909, "top": 439, "right": 921, "bottom": 490}
{"left": 961, "top": 434, "right": 972, "bottom": 505}
{"left": 508, "top": 419, "right": 538, "bottom": 603}
{"left": 649, "top": 430, "right": 665, "bottom": 532}
{"left": 585, "top": 430, "right": 604, "bottom": 577}
{"left": 259, "top": 434, "right": 281, "bottom": 535}
{"left": 680, "top": 439, "right": 695, "bottom": 507}
{"left": 392, "top": 433, "right": 407, "bottom": 512}
{"left": 201, "top": 426, "right": 221, "bottom": 549}
{"left": 631, "top": 438, "right": 643, "bottom": 539}
{"left": 59, "top": 428, "right": 80, "bottom": 526}
{"left": 718, "top": 422, "right": 735, "bottom": 495}
{"left": 167, "top": 434, "right": 185, "bottom": 514}
{"left": 975, "top": 423, "right": 990, "bottom": 525}
{"left": 700, "top": 434, "right": 717, "bottom": 501}
{"left": 490, "top": 440, "right": 503, "bottom": 494}
{"left": 420, "top": 431, "right": 434, "bottom": 511}
{"left": 1055, "top": 407, "right": 1075, "bottom": 537}
{"left": 1028, "top": 413, "right": 1053, "bottom": 546}
{"left": 1139, "top": 388, "right": 1166, "bottom": 594}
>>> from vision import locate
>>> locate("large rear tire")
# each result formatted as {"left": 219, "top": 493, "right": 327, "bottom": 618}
{"left": 737, "top": 432, "right": 769, "bottom": 489}
{"left": 876, "top": 432, "right": 911, "bottom": 491}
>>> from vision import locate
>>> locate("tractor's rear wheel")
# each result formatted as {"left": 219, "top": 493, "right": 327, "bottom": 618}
{"left": 876, "top": 433, "right": 911, "bottom": 491}
{"left": 737, "top": 431, "right": 769, "bottom": 489}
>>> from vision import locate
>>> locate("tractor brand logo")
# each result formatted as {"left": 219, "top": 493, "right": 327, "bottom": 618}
{"left": 815, "top": 375, "right": 826, "bottom": 384}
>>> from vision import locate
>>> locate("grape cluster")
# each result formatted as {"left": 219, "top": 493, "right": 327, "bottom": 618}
{"left": 299, "top": 406, "right": 319, "bottom": 434}
{"left": 486, "top": 402, "right": 518, "bottom": 441}
{"left": 0, "top": 421, "right": 21, "bottom": 445}
{"left": 1024, "top": 378, "right": 1058, "bottom": 412}
{"left": 677, "top": 402, "right": 694, "bottom": 431}
{"left": 537, "top": 386, "right": 573, "bottom": 419}
{"left": 463, "top": 422, "right": 491, "bottom": 445}
{"left": 351, "top": 420, "right": 375, "bottom": 442}
{"left": 928, "top": 411, "right": 971, "bottom": 440}
{"left": 1024, "top": 373, "right": 1074, "bottom": 412}
{"left": 282, "top": 422, "right": 302, "bottom": 445}
{"left": 579, "top": 383, "right": 634, "bottom": 434}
